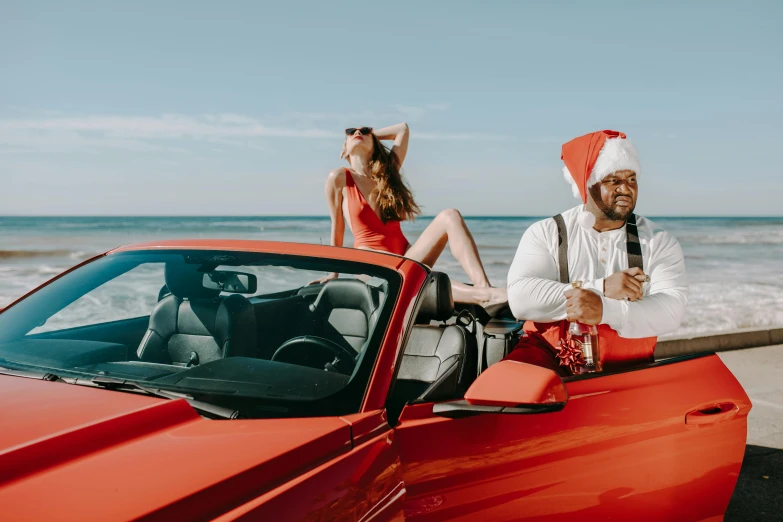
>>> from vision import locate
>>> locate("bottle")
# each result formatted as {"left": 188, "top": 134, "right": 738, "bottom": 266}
{"left": 568, "top": 281, "right": 602, "bottom": 373}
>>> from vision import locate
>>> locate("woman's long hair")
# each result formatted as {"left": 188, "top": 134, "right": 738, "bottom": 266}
{"left": 345, "top": 134, "right": 421, "bottom": 222}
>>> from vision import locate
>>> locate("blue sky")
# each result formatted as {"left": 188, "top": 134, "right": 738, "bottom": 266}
{"left": 1, "top": 1, "right": 781, "bottom": 216}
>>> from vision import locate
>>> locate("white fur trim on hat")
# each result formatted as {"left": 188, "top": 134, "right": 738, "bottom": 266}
{"left": 563, "top": 137, "right": 641, "bottom": 199}
{"left": 563, "top": 165, "right": 582, "bottom": 199}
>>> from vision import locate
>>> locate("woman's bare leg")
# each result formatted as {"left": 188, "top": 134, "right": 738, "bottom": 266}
{"left": 407, "top": 209, "right": 489, "bottom": 286}
{"left": 405, "top": 209, "right": 507, "bottom": 306}
{"left": 449, "top": 281, "right": 506, "bottom": 307}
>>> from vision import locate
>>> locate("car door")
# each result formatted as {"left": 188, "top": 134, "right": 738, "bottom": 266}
{"left": 392, "top": 353, "right": 751, "bottom": 521}
{"left": 213, "top": 411, "right": 405, "bottom": 522}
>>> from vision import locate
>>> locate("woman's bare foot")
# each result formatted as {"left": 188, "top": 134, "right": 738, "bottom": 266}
{"left": 481, "top": 288, "right": 510, "bottom": 318}
{"left": 450, "top": 282, "right": 508, "bottom": 312}
{"left": 480, "top": 287, "right": 508, "bottom": 310}
{"left": 477, "top": 287, "right": 509, "bottom": 318}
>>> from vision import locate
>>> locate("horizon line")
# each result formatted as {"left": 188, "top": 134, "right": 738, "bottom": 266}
{"left": 2, "top": 214, "right": 782, "bottom": 219}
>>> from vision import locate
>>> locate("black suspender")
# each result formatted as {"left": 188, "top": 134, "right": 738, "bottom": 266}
{"left": 625, "top": 213, "right": 644, "bottom": 271}
{"left": 553, "top": 212, "right": 643, "bottom": 284}
{"left": 553, "top": 214, "right": 570, "bottom": 285}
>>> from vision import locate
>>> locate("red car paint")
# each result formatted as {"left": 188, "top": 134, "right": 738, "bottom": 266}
{"left": 0, "top": 240, "right": 750, "bottom": 521}
{"left": 464, "top": 360, "right": 569, "bottom": 406}
{"left": 396, "top": 354, "right": 750, "bottom": 521}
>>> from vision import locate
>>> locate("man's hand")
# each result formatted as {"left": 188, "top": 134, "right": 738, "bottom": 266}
{"left": 603, "top": 268, "right": 648, "bottom": 301}
{"left": 564, "top": 288, "right": 603, "bottom": 325}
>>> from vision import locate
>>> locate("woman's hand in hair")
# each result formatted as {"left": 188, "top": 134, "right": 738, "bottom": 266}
{"left": 373, "top": 122, "right": 408, "bottom": 140}
{"left": 372, "top": 122, "right": 409, "bottom": 166}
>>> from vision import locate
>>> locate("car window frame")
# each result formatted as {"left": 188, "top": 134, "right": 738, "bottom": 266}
{"left": 381, "top": 265, "right": 437, "bottom": 425}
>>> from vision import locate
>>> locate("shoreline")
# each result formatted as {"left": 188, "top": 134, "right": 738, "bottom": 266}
{"left": 2, "top": 215, "right": 783, "bottom": 220}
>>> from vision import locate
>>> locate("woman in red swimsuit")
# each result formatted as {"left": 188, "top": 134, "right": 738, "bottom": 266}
{"left": 318, "top": 123, "right": 507, "bottom": 311}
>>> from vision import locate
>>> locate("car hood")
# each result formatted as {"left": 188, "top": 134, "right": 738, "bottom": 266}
{"left": 0, "top": 375, "right": 353, "bottom": 521}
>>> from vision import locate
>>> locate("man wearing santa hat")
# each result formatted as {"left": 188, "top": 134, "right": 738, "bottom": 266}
{"left": 506, "top": 130, "right": 688, "bottom": 373}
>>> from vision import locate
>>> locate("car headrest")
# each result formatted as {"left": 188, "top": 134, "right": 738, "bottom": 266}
{"left": 164, "top": 261, "right": 221, "bottom": 300}
{"left": 311, "top": 279, "right": 378, "bottom": 317}
{"left": 415, "top": 272, "right": 454, "bottom": 323}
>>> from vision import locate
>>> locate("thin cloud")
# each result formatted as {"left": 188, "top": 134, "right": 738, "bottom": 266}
{"left": 0, "top": 113, "right": 334, "bottom": 153}
{"left": 289, "top": 103, "right": 451, "bottom": 126}
{"left": 416, "top": 131, "right": 513, "bottom": 141}
{"left": 0, "top": 109, "right": 509, "bottom": 153}
{"left": 0, "top": 128, "right": 184, "bottom": 154}
{"left": 392, "top": 105, "right": 435, "bottom": 121}
{"left": 0, "top": 114, "right": 334, "bottom": 139}
{"left": 390, "top": 103, "right": 451, "bottom": 122}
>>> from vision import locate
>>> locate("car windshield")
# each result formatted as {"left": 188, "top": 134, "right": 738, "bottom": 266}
{"left": 0, "top": 249, "right": 400, "bottom": 419}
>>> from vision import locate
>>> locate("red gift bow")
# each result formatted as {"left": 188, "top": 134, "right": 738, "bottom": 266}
{"left": 556, "top": 336, "right": 586, "bottom": 373}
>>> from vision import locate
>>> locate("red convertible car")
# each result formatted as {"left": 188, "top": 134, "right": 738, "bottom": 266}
{"left": 0, "top": 240, "right": 750, "bottom": 521}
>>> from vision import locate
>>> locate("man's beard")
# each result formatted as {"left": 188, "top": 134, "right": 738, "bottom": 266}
{"left": 598, "top": 200, "right": 634, "bottom": 221}
{"left": 587, "top": 185, "right": 636, "bottom": 222}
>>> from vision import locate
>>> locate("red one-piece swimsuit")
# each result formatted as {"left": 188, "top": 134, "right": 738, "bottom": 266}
{"left": 344, "top": 168, "right": 410, "bottom": 255}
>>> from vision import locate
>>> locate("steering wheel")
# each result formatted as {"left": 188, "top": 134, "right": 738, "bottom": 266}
{"left": 271, "top": 336, "right": 357, "bottom": 374}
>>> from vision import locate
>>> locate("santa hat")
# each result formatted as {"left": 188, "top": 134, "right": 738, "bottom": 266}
{"left": 562, "top": 130, "right": 640, "bottom": 203}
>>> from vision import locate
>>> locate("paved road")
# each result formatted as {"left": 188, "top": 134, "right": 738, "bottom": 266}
{"left": 719, "top": 345, "right": 783, "bottom": 521}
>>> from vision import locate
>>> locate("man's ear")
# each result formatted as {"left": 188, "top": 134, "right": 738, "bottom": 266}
{"left": 587, "top": 182, "right": 602, "bottom": 205}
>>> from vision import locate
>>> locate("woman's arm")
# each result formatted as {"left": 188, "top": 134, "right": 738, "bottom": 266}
{"left": 373, "top": 122, "right": 410, "bottom": 166}
{"left": 325, "top": 169, "right": 346, "bottom": 248}
{"left": 313, "top": 169, "right": 346, "bottom": 284}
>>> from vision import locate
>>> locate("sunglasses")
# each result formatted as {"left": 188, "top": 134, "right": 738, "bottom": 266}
{"left": 345, "top": 127, "right": 372, "bottom": 136}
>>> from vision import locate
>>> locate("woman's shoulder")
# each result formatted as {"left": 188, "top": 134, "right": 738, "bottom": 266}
{"left": 327, "top": 167, "right": 349, "bottom": 189}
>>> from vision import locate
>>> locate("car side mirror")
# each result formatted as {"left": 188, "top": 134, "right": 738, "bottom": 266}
{"left": 433, "top": 360, "right": 568, "bottom": 418}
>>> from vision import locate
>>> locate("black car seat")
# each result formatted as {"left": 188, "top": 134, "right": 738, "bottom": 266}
{"left": 307, "top": 279, "right": 382, "bottom": 354}
{"left": 136, "top": 261, "right": 257, "bottom": 366}
{"left": 389, "top": 272, "right": 478, "bottom": 415}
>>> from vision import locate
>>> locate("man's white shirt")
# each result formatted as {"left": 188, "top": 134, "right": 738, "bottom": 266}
{"left": 507, "top": 205, "right": 688, "bottom": 339}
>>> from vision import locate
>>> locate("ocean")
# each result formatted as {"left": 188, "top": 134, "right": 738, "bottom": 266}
{"left": 1, "top": 215, "right": 782, "bottom": 339}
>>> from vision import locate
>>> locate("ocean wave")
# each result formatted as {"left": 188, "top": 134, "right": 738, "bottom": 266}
{"left": 209, "top": 220, "right": 269, "bottom": 228}
{"left": 474, "top": 244, "right": 518, "bottom": 251}
{"left": 485, "top": 260, "right": 513, "bottom": 267}
{"left": 2, "top": 260, "right": 783, "bottom": 339}
{"left": 69, "top": 250, "right": 99, "bottom": 259}
{"left": 2, "top": 216, "right": 783, "bottom": 337}
{"left": 0, "top": 249, "right": 74, "bottom": 259}
{"left": 675, "top": 233, "right": 783, "bottom": 246}
{"left": 671, "top": 227, "right": 783, "bottom": 246}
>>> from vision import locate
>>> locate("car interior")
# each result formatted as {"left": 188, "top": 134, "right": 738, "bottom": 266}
{"left": 386, "top": 271, "right": 480, "bottom": 419}
{"left": 0, "top": 251, "right": 521, "bottom": 419}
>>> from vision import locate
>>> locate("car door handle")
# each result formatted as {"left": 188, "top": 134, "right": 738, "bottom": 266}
{"left": 685, "top": 402, "right": 738, "bottom": 426}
